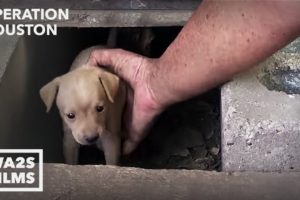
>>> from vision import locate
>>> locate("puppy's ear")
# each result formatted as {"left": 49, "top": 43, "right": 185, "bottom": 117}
{"left": 39, "top": 78, "right": 60, "bottom": 112}
{"left": 99, "top": 71, "right": 120, "bottom": 103}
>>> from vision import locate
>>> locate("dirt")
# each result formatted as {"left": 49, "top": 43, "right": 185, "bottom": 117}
{"left": 123, "top": 90, "right": 221, "bottom": 170}
{"left": 79, "top": 90, "right": 221, "bottom": 171}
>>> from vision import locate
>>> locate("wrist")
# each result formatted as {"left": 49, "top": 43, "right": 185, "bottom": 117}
{"left": 147, "top": 58, "right": 184, "bottom": 108}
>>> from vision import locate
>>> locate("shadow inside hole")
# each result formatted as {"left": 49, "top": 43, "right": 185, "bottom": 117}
{"left": 122, "top": 89, "right": 221, "bottom": 170}
{"left": 0, "top": 27, "right": 221, "bottom": 170}
{"left": 79, "top": 89, "right": 221, "bottom": 171}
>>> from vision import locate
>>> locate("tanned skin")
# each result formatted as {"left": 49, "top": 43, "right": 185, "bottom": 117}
{"left": 89, "top": 0, "right": 300, "bottom": 154}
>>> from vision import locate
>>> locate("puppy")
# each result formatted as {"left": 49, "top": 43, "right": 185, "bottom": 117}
{"left": 39, "top": 46, "right": 126, "bottom": 165}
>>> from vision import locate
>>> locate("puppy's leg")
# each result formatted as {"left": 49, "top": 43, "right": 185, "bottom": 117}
{"left": 100, "top": 132, "right": 120, "bottom": 165}
{"left": 63, "top": 124, "right": 80, "bottom": 165}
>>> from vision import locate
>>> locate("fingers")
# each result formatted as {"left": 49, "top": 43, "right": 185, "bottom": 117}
{"left": 123, "top": 140, "right": 138, "bottom": 155}
{"left": 123, "top": 110, "right": 156, "bottom": 155}
{"left": 123, "top": 94, "right": 161, "bottom": 155}
{"left": 122, "top": 89, "right": 138, "bottom": 155}
{"left": 89, "top": 48, "right": 145, "bottom": 88}
{"left": 122, "top": 101, "right": 150, "bottom": 155}
{"left": 89, "top": 48, "right": 163, "bottom": 155}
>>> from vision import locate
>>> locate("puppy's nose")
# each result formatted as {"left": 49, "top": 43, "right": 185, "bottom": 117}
{"left": 85, "top": 135, "right": 99, "bottom": 144}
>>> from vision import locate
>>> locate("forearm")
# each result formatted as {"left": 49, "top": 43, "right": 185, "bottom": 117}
{"left": 152, "top": 0, "right": 300, "bottom": 106}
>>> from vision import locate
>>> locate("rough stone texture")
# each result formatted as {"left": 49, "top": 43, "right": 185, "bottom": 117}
{"left": 222, "top": 38, "right": 300, "bottom": 172}
{"left": 0, "top": 0, "right": 200, "bottom": 10}
{"left": 66, "top": 10, "right": 192, "bottom": 27}
{"left": 2, "top": 10, "right": 193, "bottom": 27}
{"left": 0, "top": 35, "right": 19, "bottom": 82}
{"left": 1, "top": 164, "right": 300, "bottom": 200}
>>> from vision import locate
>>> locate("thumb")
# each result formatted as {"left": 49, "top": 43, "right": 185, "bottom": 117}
{"left": 123, "top": 90, "right": 162, "bottom": 155}
{"left": 123, "top": 140, "right": 139, "bottom": 155}
{"left": 89, "top": 48, "right": 145, "bottom": 88}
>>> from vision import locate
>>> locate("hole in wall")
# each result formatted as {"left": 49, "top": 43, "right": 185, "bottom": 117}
{"left": 0, "top": 27, "right": 221, "bottom": 170}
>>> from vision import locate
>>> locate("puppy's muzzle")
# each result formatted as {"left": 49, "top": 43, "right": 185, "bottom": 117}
{"left": 85, "top": 134, "right": 99, "bottom": 144}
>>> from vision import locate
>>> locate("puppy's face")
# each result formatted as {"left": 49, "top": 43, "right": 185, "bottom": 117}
{"left": 57, "top": 69, "right": 108, "bottom": 145}
{"left": 40, "top": 66, "right": 119, "bottom": 145}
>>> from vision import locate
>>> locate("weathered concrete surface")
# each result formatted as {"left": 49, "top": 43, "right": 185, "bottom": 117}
{"left": 0, "top": 0, "right": 197, "bottom": 28}
{"left": 1, "top": 164, "right": 300, "bottom": 200}
{"left": 66, "top": 10, "right": 192, "bottom": 27}
{"left": 222, "top": 38, "right": 300, "bottom": 172}
{"left": 1, "top": 10, "right": 193, "bottom": 27}
{"left": 0, "top": 35, "right": 19, "bottom": 82}
{"left": 0, "top": 0, "right": 200, "bottom": 10}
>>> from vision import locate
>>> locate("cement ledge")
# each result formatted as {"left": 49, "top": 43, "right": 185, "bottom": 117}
{"left": 0, "top": 10, "right": 193, "bottom": 27}
{"left": 0, "top": 35, "right": 20, "bottom": 83}
{"left": 2, "top": 164, "right": 300, "bottom": 200}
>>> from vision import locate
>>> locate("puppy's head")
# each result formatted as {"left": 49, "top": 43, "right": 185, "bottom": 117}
{"left": 40, "top": 67, "right": 119, "bottom": 145}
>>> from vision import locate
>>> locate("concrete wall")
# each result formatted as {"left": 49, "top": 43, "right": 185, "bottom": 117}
{"left": 222, "top": 38, "right": 300, "bottom": 172}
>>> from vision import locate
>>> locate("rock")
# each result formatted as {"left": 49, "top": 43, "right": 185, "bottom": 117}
{"left": 209, "top": 147, "right": 220, "bottom": 156}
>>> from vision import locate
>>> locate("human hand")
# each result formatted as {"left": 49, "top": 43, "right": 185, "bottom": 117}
{"left": 89, "top": 49, "right": 164, "bottom": 155}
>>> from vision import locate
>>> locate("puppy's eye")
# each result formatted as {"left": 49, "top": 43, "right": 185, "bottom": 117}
{"left": 66, "top": 113, "right": 75, "bottom": 119}
{"left": 96, "top": 105, "right": 104, "bottom": 113}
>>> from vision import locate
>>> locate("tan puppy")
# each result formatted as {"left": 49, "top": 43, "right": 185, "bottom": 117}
{"left": 40, "top": 46, "right": 126, "bottom": 165}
